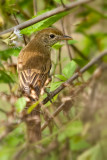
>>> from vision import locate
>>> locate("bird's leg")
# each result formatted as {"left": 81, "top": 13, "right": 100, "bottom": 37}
{"left": 40, "top": 77, "right": 53, "bottom": 103}
{"left": 45, "top": 76, "right": 52, "bottom": 86}
{"left": 44, "top": 87, "right": 53, "bottom": 103}
{"left": 44, "top": 76, "right": 53, "bottom": 103}
{"left": 40, "top": 76, "right": 52, "bottom": 95}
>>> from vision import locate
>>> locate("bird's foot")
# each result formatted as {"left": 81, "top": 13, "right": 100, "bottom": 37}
{"left": 44, "top": 88, "right": 53, "bottom": 103}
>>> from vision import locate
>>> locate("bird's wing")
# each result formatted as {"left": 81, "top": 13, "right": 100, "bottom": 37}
{"left": 19, "top": 69, "right": 49, "bottom": 99}
{"left": 18, "top": 50, "right": 51, "bottom": 99}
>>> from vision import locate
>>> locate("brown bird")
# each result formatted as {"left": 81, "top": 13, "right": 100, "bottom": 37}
{"left": 17, "top": 27, "right": 72, "bottom": 142}
{"left": 18, "top": 28, "right": 72, "bottom": 100}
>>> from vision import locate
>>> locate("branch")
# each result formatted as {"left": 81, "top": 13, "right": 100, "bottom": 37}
{"left": 41, "top": 103, "right": 65, "bottom": 131}
{"left": 41, "top": 61, "right": 107, "bottom": 131}
{"left": 13, "top": 13, "right": 27, "bottom": 45}
{"left": 60, "top": 18, "right": 72, "bottom": 60}
{"left": 0, "top": 0, "right": 93, "bottom": 36}
{"left": 42, "top": 50, "right": 107, "bottom": 105}
{"left": 41, "top": 83, "right": 87, "bottom": 131}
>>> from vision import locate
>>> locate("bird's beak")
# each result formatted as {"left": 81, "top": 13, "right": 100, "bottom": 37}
{"left": 59, "top": 35, "right": 73, "bottom": 40}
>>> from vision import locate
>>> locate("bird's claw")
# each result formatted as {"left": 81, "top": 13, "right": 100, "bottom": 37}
{"left": 44, "top": 88, "right": 53, "bottom": 103}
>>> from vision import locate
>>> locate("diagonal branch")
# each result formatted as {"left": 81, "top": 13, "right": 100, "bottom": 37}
{"left": 41, "top": 103, "right": 65, "bottom": 131}
{"left": 42, "top": 50, "right": 107, "bottom": 105}
{"left": 41, "top": 83, "right": 88, "bottom": 131}
{"left": 0, "top": 0, "right": 93, "bottom": 36}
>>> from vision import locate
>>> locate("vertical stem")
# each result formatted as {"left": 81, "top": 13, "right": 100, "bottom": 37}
{"left": 33, "top": 0, "right": 37, "bottom": 15}
{"left": 71, "top": 44, "right": 88, "bottom": 60}
{"left": 60, "top": 0, "right": 66, "bottom": 8}
{"left": 60, "top": 18, "right": 72, "bottom": 60}
{"left": 52, "top": 52, "right": 59, "bottom": 75}
{"left": 58, "top": 48, "right": 62, "bottom": 74}
{"left": 13, "top": 14, "right": 27, "bottom": 45}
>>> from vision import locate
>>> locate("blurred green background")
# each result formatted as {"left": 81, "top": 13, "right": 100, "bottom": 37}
{"left": 0, "top": 0, "right": 107, "bottom": 160}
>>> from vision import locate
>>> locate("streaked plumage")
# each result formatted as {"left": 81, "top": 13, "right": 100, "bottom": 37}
{"left": 18, "top": 27, "right": 72, "bottom": 101}
{"left": 18, "top": 69, "right": 49, "bottom": 99}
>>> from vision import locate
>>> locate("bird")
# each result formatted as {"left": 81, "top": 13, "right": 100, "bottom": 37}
{"left": 17, "top": 27, "right": 72, "bottom": 142}
{"left": 17, "top": 27, "right": 72, "bottom": 101}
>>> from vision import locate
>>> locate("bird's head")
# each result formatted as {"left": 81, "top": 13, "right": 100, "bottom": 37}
{"left": 35, "top": 28, "right": 72, "bottom": 47}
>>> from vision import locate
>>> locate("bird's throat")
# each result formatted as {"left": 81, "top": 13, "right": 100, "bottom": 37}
{"left": 24, "top": 38, "right": 51, "bottom": 56}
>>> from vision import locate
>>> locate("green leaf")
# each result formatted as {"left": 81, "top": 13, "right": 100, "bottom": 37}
{"left": 73, "top": 58, "right": 88, "bottom": 67}
{"left": 76, "top": 11, "right": 101, "bottom": 32}
{"left": 58, "top": 120, "right": 83, "bottom": 142}
{"left": 50, "top": 81, "right": 63, "bottom": 91}
{"left": 27, "top": 100, "right": 40, "bottom": 114}
{"left": 21, "top": 11, "right": 70, "bottom": 35}
{"left": 32, "top": 9, "right": 52, "bottom": 18}
{"left": 0, "top": 47, "right": 21, "bottom": 61}
{"left": 77, "top": 144, "right": 100, "bottom": 160}
{"left": 77, "top": 140, "right": 107, "bottom": 160}
{"left": 0, "top": 123, "right": 25, "bottom": 160}
{"left": 52, "top": 42, "right": 63, "bottom": 50}
{"left": 44, "top": 80, "right": 63, "bottom": 104}
{"left": 73, "top": 58, "right": 95, "bottom": 74}
{"left": 68, "top": 40, "right": 78, "bottom": 45}
{"left": 62, "top": 60, "right": 77, "bottom": 79}
{"left": 0, "top": 70, "right": 15, "bottom": 83}
{"left": 70, "top": 136, "right": 90, "bottom": 151}
{"left": 55, "top": 74, "right": 67, "bottom": 81}
{"left": 15, "top": 97, "right": 26, "bottom": 112}
{"left": 100, "top": 35, "right": 107, "bottom": 50}
{"left": 0, "top": 61, "right": 3, "bottom": 68}
{"left": 54, "top": 0, "right": 69, "bottom": 4}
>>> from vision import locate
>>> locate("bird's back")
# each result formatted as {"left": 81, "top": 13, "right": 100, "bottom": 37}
{"left": 18, "top": 40, "right": 51, "bottom": 100}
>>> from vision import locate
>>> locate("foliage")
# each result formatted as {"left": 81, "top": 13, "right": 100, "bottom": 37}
{"left": 15, "top": 97, "right": 26, "bottom": 112}
{"left": 0, "top": 48, "right": 21, "bottom": 61}
{"left": 21, "top": 11, "right": 71, "bottom": 35}
{"left": 0, "top": 0, "right": 107, "bottom": 160}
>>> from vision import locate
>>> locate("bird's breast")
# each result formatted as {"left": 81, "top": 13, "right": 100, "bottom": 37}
{"left": 18, "top": 51, "right": 51, "bottom": 74}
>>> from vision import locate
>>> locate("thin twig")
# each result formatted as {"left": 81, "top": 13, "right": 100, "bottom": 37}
{"left": 41, "top": 103, "right": 65, "bottom": 131}
{"left": 0, "top": 0, "right": 93, "bottom": 36}
{"left": 42, "top": 50, "right": 107, "bottom": 105}
{"left": 41, "top": 61, "right": 107, "bottom": 131}
{"left": 51, "top": 52, "right": 59, "bottom": 75}
{"left": 13, "top": 14, "right": 27, "bottom": 45}
{"left": 41, "top": 82, "right": 88, "bottom": 131}
{"left": 33, "top": 0, "right": 37, "bottom": 15}
{"left": 60, "top": 0, "right": 66, "bottom": 8}
{"left": 58, "top": 47, "right": 62, "bottom": 74}
{"left": 61, "top": 18, "right": 72, "bottom": 60}
{"left": 38, "top": 111, "right": 82, "bottom": 146}
{"left": 16, "top": 4, "right": 30, "bottom": 19}
{"left": 71, "top": 44, "right": 88, "bottom": 60}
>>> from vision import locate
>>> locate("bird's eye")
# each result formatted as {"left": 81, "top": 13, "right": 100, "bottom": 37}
{"left": 49, "top": 34, "right": 55, "bottom": 38}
